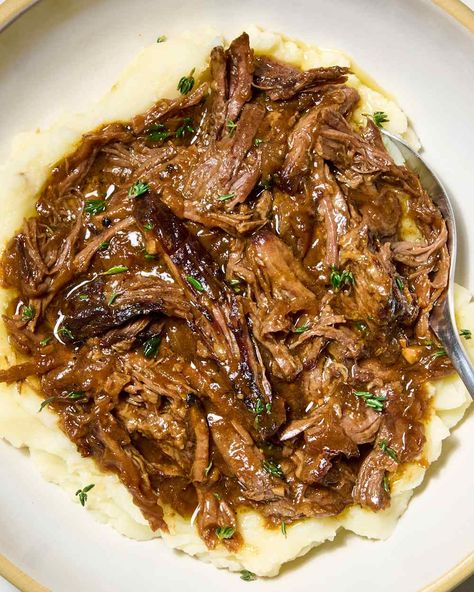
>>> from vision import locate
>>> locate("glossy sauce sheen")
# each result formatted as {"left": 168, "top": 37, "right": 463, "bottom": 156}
{"left": 0, "top": 34, "right": 452, "bottom": 548}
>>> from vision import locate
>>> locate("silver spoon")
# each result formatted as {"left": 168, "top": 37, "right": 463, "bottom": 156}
{"left": 380, "top": 129, "right": 474, "bottom": 399}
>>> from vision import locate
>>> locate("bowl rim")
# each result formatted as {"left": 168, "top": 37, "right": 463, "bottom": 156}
{"left": 0, "top": 0, "right": 472, "bottom": 590}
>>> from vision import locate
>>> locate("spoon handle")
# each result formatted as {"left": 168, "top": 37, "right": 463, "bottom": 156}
{"left": 432, "top": 301, "right": 474, "bottom": 399}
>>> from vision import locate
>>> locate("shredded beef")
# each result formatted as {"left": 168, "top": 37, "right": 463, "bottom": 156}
{"left": 0, "top": 33, "right": 452, "bottom": 547}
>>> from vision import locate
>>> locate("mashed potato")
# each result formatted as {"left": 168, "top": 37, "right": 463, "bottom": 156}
{"left": 0, "top": 26, "right": 471, "bottom": 577}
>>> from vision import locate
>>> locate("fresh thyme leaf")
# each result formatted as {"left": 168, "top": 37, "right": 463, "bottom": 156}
{"left": 228, "top": 278, "right": 242, "bottom": 293}
{"left": 100, "top": 265, "right": 129, "bottom": 276}
{"left": 177, "top": 68, "right": 195, "bottom": 95}
{"left": 213, "top": 492, "right": 221, "bottom": 500}
{"left": 432, "top": 348, "right": 447, "bottom": 359}
{"left": 265, "top": 402, "right": 272, "bottom": 414}
{"left": 226, "top": 119, "right": 237, "bottom": 134}
{"left": 254, "top": 138, "right": 263, "bottom": 147}
{"left": 240, "top": 570, "right": 257, "bottom": 581}
{"left": 354, "top": 390, "right": 386, "bottom": 412}
{"left": 148, "top": 124, "right": 173, "bottom": 142}
{"left": 460, "top": 329, "right": 472, "bottom": 340}
{"left": 108, "top": 291, "right": 120, "bottom": 306}
{"left": 67, "top": 391, "right": 86, "bottom": 401}
{"left": 215, "top": 526, "right": 235, "bottom": 540}
{"left": 75, "top": 483, "right": 95, "bottom": 507}
{"left": 294, "top": 322, "right": 310, "bottom": 334}
{"left": 379, "top": 439, "right": 398, "bottom": 461}
{"left": 354, "top": 320, "right": 368, "bottom": 333}
{"left": 143, "top": 222, "right": 154, "bottom": 231}
{"left": 263, "top": 459, "right": 284, "bottom": 479}
{"left": 186, "top": 275, "right": 204, "bottom": 292}
{"left": 383, "top": 474, "right": 390, "bottom": 493}
{"left": 38, "top": 397, "right": 57, "bottom": 412}
{"left": 97, "top": 241, "right": 109, "bottom": 251}
{"left": 259, "top": 176, "right": 273, "bottom": 190}
{"left": 330, "top": 266, "right": 354, "bottom": 290}
{"left": 58, "top": 326, "right": 74, "bottom": 340}
{"left": 21, "top": 305, "right": 35, "bottom": 322}
{"left": 204, "top": 461, "right": 213, "bottom": 476}
{"left": 281, "top": 521, "right": 287, "bottom": 537}
{"left": 372, "top": 111, "right": 389, "bottom": 127}
{"left": 175, "top": 117, "right": 195, "bottom": 138}
{"left": 40, "top": 336, "right": 52, "bottom": 347}
{"left": 156, "top": 35, "right": 167, "bottom": 43}
{"left": 143, "top": 335, "right": 161, "bottom": 359}
{"left": 144, "top": 252, "right": 157, "bottom": 261}
{"left": 252, "top": 399, "right": 265, "bottom": 415}
{"left": 217, "top": 192, "right": 236, "bottom": 202}
{"left": 84, "top": 199, "right": 106, "bottom": 215}
{"left": 78, "top": 294, "right": 89, "bottom": 301}
{"left": 395, "top": 276, "right": 404, "bottom": 290}
{"left": 128, "top": 180, "right": 149, "bottom": 197}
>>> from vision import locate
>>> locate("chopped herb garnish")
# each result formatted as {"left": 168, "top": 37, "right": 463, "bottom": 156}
{"left": 294, "top": 322, "right": 310, "bottom": 334}
{"left": 58, "top": 326, "right": 74, "bottom": 340}
{"left": 240, "top": 570, "right": 257, "bottom": 581}
{"left": 432, "top": 348, "right": 447, "bottom": 359}
{"left": 186, "top": 275, "right": 204, "bottom": 292}
{"left": 330, "top": 266, "right": 354, "bottom": 290}
{"left": 460, "top": 329, "right": 472, "bottom": 340}
{"left": 75, "top": 484, "right": 95, "bottom": 507}
{"left": 78, "top": 294, "right": 89, "bottom": 301}
{"left": 204, "top": 461, "right": 213, "bottom": 477}
{"left": 259, "top": 176, "right": 273, "bottom": 190}
{"left": 265, "top": 402, "right": 272, "bottom": 414}
{"left": 175, "top": 117, "right": 195, "bottom": 138}
{"left": 38, "top": 397, "right": 57, "bottom": 412}
{"left": 354, "top": 390, "right": 386, "bottom": 412}
{"left": 97, "top": 241, "right": 109, "bottom": 251}
{"left": 100, "top": 265, "right": 129, "bottom": 276}
{"left": 254, "top": 138, "right": 263, "bottom": 147}
{"left": 39, "top": 391, "right": 85, "bottom": 412}
{"left": 21, "top": 305, "right": 35, "bottom": 322}
{"left": 263, "top": 459, "right": 284, "bottom": 479}
{"left": 143, "top": 335, "right": 161, "bottom": 359}
{"left": 128, "top": 180, "right": 149, "bottom": 197}
{"left": 281, "top": 521, "right": 287, "bottom": 537}
{"left": 226, "top": 119, "right": 237, "bottom": 134}
{"left": 395, "top": 276, "right": 404, "bottom": 290}
{"left": 379, "top": 439, "right": 398, "bottom": 461}
{"left": 156, "top": 35, "right": 167, "bottom": 43}
{"left": 143, "top": 222, "right": 154, "bottom": 231}
{"left": 252, "top": 399, "right": 265, "bottom": 415}
{"left": 228, "top": 278, "right": 241, "bottom": 293}
{"left": 383, "top": 474, "right": 390, "bottom": 493}
{"left": 372, "top": 111, "right": 390, "bottom": 127}
{"left": 215, "top": 526, "right": 235, "bottom": 540}
{"left": 217, "top": 192, "right": 236, "bottom": 202}
{"left": 108, "top": 291, "right": 120, "bottom": 306}
{"left": 148, "top": 124, "right": 173, "bottom": 142}
{"left": 67, "top": 391, "right": 86, "bottom": 401}
{"left": 40, "top": 336, "right": 52, "bottom": 347}
{"left": 84, "top": 199, "right": 106, "bottom": 215}
{"left": 354, "top": 320, "right": 368, "bottom": 333}
{"left": 177, "top": 68, "right": 195, "bottom": 95}
{"left": 213, "top": 492, "right": 221, "bottom": 500}
{"left": 144, "top": 251, "right": 157, "bottom": 261}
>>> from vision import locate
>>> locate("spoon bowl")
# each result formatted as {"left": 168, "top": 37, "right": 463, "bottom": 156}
{"left": 381, "top": 128, "right": 474, "bottom": 398}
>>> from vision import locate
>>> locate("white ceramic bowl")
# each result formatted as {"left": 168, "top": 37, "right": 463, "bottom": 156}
{"left": 0, "top": 1, "right": 473, "bottom": 591}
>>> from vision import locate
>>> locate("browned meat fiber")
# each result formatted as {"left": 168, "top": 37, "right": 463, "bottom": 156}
{"left": 0, "top": 33, "right": 452, "bottom": 548}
